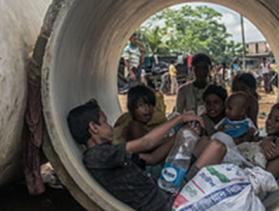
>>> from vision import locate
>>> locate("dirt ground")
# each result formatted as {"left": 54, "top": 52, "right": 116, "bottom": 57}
{"left": 118, "top": 87, "right": 278, "bottom": 129}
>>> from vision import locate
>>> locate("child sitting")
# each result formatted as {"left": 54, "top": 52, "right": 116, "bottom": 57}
{"left": 215, "top": 92, "right": 258, "bottom": 144}
{"left": 113, "top": 84, "right": 166, "bottom": 144}
{"left": 113, "top": 85, "right": 167, "bottom": 178}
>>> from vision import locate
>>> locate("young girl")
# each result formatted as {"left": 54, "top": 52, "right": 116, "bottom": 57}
{"left": 125, "top": 85, "right": 156, "bottom": 141}
{"left": 113, "top": 84, "right": 166, "bottom": 144}
{"left": 201, "top": 84, "right": 228, "bottom": 136}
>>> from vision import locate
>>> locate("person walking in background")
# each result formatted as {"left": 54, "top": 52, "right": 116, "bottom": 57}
{"left": 261, "top": 57, "right": 273, "bottom": 93}
{"left": 123, "top": 33, "right": 145, "bottom": 88}
{"left": 169, "top": 60, "right": 178, "bottom": 95}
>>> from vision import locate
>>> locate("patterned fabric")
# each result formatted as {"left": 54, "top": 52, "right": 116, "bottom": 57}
{"left": 83, "top": 143, "right": 173, "bottom": 211}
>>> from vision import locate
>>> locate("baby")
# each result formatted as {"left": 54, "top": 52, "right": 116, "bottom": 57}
{"left": 215, "top": 92, "right": 257, "bottom": 144}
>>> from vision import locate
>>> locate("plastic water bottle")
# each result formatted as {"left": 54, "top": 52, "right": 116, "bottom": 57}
{"left": 158, "top": 128, "right": 199, "bottom": 193}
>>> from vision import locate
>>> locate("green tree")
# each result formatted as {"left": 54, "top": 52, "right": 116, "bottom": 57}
{"left": 140, "top": 5, "right": 243, "bottom": 64}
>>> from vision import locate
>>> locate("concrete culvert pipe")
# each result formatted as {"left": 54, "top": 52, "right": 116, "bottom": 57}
{"left": 39, "top": 0, "right": 279, "bottom": 210}
{"left": 0, "top": 0, "right": 50, "bottom": 185}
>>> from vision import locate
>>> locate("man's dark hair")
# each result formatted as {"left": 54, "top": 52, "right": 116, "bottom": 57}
{"left": 67, "top": 99, "right": 101, "bottom": 145}
{"left": 192, "top": 53, "right": 212, "bottom": 70}
{"left": 203, "top": 84, "right": 228, "bottom": 102}
{"left": 127, "top": 85, "right": 155, "bottom": 114}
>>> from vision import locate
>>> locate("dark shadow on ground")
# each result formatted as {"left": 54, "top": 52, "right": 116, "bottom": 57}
{"left": 0, "top": 183, "right": 86, "bottom": 211}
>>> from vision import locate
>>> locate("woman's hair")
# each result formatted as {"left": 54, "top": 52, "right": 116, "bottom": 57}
{"left": 67, "top": 99, "right": 101, "bottom": 144}
{"left": 232, "top": 72, "right": 258, "bottom": 99}
{"left": 127, "top": 85, "right": 156, "bottom": 114}
{"left": 192, "top": 53, "right": 212, "bottom": 70}
{"left": 203, "top": 84, "right": 228, "bottom": 102}
{"left": 232, "top": 73, "right": 257, "bottom": 91}
{"left": 271, "top": 102, "right": 279, "bottom": 111}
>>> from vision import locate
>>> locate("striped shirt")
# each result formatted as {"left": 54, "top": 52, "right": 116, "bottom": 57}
{"left": 123, "top": 44, "right": 141, "bottom": 69}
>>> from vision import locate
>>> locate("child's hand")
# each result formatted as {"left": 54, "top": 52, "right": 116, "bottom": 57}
{"left": 244, "top": 128, "right": 256, "bottom": 142}
{"left": 261, "top": 136, "right": 277, "bottom": 160}
{"left": 183, "top": 121, "right": 202, "bottom": 136}
{"left": 217, "top": 125, "right": 224, "bottom": 132}
{"left": 181, "top": 114, "right": 204, "bottom": 128}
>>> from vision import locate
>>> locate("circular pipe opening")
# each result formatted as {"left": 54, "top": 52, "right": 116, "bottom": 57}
{"left": 41, "top": 0, "right": 279, "bottom": 210}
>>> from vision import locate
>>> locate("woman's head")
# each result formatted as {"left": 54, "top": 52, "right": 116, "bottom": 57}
{"left": 203, "top": 85, "right": 227, "bottom": 121}
{"left": 192, "top": 53, "right": 212, "bottom": 80}
{"left": 127, "top": 85, "right": 155, "bottom": 123}
{"left": 232, "top": 73, "right": 257, "bottom": 96}
{"left": 266, "top": 103, "right": 279, "bottom": 135}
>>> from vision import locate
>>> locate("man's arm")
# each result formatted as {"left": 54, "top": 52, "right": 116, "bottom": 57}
{"left": 126, "top": 114, "right": 204, "bottom": 154}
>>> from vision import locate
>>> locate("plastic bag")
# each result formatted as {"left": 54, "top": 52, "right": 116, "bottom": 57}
{"left": 172, "top": 164, "right": 278, "bottom": 211}
{"left": 211, "top": 132, "right": 254, "bottom": 167}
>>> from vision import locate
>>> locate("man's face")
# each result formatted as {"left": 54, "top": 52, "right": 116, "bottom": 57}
{"left": 205, "top": 94, "right": 225, "bottom": 119}
{"left": 96, "top": 112, "right": 113, "bottom": 142}
{"left": 129, "top": 34, "right": 137, "bottom": 45}
{"left": 193, "top": 66, "right": 209, "bottom": 80}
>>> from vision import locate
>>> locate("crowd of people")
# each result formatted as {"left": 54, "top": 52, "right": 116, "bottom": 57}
{"left": 66, "top": 35, "right": 279, "bottom": 210}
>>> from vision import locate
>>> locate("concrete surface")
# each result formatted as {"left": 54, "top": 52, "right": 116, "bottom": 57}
{"left": 39, "top": 0, "right": 279, "bottom": 210}
{"left": 1, "top": 0, "right": 279, "bottom": 210}
{"left": 0, "top": 0, "right": 51, "bottom": 185}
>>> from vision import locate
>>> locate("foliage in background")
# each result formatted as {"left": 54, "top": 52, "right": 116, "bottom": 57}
{"left": 137, "top": 5, "right": 243, "bottom": 64}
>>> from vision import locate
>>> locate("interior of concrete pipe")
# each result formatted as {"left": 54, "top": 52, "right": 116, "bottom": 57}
{"left": 0, "top": 0, "right": 50, "bottom": 185}
{"left": 40, "top": 0, "right": 279, "bottom": 210}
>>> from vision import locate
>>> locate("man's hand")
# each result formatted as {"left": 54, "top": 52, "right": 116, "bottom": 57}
{"left": 129, "top": 71, "right": 136, "bottom": 81}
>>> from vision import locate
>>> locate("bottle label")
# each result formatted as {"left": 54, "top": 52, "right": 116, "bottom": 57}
{"left": 160, "top": 162, "right": 187, "bottom": 188}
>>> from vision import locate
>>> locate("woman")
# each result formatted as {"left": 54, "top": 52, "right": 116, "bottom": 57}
{"left": 232, "top": 72, "right": 259, "bottom": 127}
